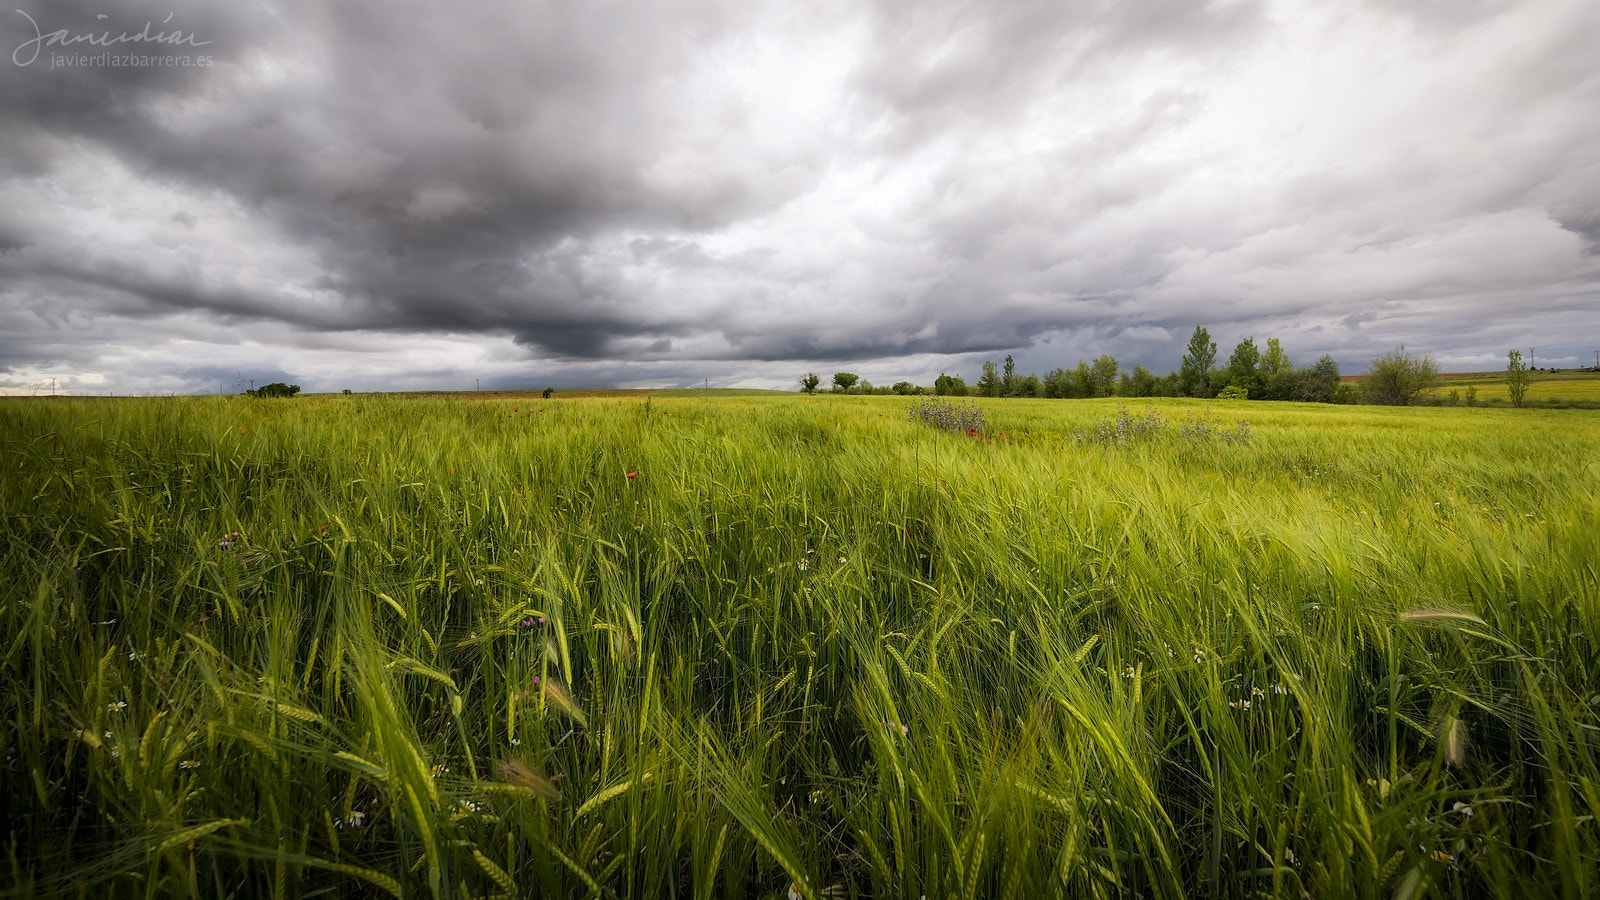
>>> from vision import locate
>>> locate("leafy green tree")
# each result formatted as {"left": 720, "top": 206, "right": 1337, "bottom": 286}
{"left": 977, "top": 361, "right": 1002, "bottom": 397}
{"left": 1295, "top": 354, "right": 1341, "bottom": 403}
{"left": 832, "top": 372, "right": 859, "bottom": 393}
{"left": 934, "top": 373, "right": 968, "bottom": 396}
{"left": 1042, "top": 367, "right": 1073, "bottom": 398}
{"left": 1362, "top": 345, "right": 1439, "bottom": 406}
{"left": 1223, "top": 337, "right": 1262, "bottom": 399}
{"left": 1120, "top": 364, "right": 1157, "bottom": 397}
{"left": 1072, "top": 360, "right": 1095, "bottom": 398}
{"left": 1261, "top": 338, "right": 1291, "bottom": 376}
{"left": 891, "top": 381, "right": 918, "bottom": 395}
{"left": 1179, "top": 326, "right": 1217, "bottom": 398}
{"left": 1257, "top": 339, "right": 1297, "bottom": 400}
{"left": 799, "top": 373, "right": 821, "bottom": 394}
{"left": 1506, "top": 349, "right": 1529, "bottom": 408}
{"left": 1015, "top": 373, "right": 1043, "bottom": 398}
{"left": 1089, "top": 355, "right": 1119, "bottom": 397}
{"left": 1001, "top": 355, "right": 1018, "bottom": 396}
{"left": 248, "top": 382, "right": 300, "bottom": 398}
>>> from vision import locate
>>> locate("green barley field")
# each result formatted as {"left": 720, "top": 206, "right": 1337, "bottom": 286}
{"left": 2, "top": 394, "right": 1597, "bottom": 898}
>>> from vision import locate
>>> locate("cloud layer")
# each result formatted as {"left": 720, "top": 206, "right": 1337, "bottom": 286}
{"left": 3, "top": 0, "right": 1597, "bottom": 394}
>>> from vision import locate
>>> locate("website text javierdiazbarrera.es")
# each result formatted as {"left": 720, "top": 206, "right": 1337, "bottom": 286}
{"left": 47, "top": 52, "right": 213, "bottom": 68}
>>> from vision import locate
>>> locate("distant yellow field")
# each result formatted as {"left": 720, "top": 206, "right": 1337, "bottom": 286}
{"left": 1433, "top": 371, "right": 1600, "bottom": 404}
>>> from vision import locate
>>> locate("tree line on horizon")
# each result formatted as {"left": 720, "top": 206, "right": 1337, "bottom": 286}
{"left": 801, "top": 326, "right": 1356, "bottom": 403}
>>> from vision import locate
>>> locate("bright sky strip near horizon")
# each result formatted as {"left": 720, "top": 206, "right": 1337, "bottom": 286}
{"left": 1, "top": 0, "right": 1596, "bottom": 395}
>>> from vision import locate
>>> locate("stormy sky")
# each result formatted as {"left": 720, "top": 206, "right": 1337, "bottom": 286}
{"left": 2, "top": 0, "right": 1597, "bottom": 395}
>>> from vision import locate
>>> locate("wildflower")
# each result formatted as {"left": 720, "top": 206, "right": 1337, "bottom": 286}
{"left": 431, "top": 764, "right": 450, "bottom": 777}
{"left": 626, "top": 471, "right": 637, "bottom": 479}
{"left": 128, "top": 651, "right": 145, "bottom": 662}
{"left": 788, "top": 882, "right": 803, "bottom": 900}
{"left": 1251, "top": 687, "right": 1265, "bottom": 698}
{"left": 808, "top": 789, "right": 822, "bottom": 804}
{"left": 1452, "top": 801, "right": 1474, "bottom": 817}
{"left": 837, "top": 555, "right": 847, "bottom": 564}
{"left": 1229, "top": 700, "right": 1252, "bottom": 711}
{"left": 108, "top": 701, "right": 127, "bottom": 713}
{"left": 1122, "top": 666, "right": 1136, "bottom": 679}
{"left": 1193, "top": 649, "right": 1205, "bottom": 664}
{"left": 797, "top": 560, "right": 808, "bottom": 571}
{"left": 1273, "top": 684, "right": 1289, "bottom": 695}
{"left": 179, "top": 759, "right": 200, "bottom": 770}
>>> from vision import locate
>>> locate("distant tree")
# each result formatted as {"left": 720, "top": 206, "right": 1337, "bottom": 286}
{"left": 977, "top": 361, "right": 1002, "bottom": 397}
{"left": 832, "top": 372, "right": 859, "bottom": 393}
{"left": 1179, "top": 326, "right": 1217, "bottom": 398}
{"left": 934, "top": 373, "right": 968, "bottom": 396}
{"left": 1216, "top": 384, "right": 1249, "bottom": 400}
{"left": 1090, "top": 355, "right": 1119, "bottom": 397}
{"left": 542, "top": 387, "right": 555, "bottom": 399}
{"left": 1072, "top": 360, "right": 1095, "bottom": 398}
{"left": 1261, "top": 338, "right": 1292, "bottom": 376}
{"left": 1121, "top": 364, "right": 1157, "bottom": 397}
{"left": 1001, "top": 355, "right": 1018, "bottom": 396}
{"left": 799, "top": 373, "right": 821, "bottom": 394}
{"left": 248, "top": 382, "right": 300, "bottom": 398}
{"left": 1506, "top": 349, "right": 1529, "bottom": 408}
{"left": 1015, "top": 373, "right": 1043, "bottom": 398}
{"left": 1257, "top": 338, "right": 1297, "bottom": 400}
{"left": 1362, "top": 345, "right": 1439, "bottom": 406}
{"left": 1295, "top": 354, "right": 1341, "bottom": 403}
{"left": 1223, "top": 337, "right": 1262, "bottom": 399}
{"left": 1153, "top": 372, "right": 1180, "bottom": 397}
{"left": 891, "top": 380, "right": 918, "bottom": 395}
{"left": 1042, "top": 367, "right": 1073, "bottom": 399}
{"left": 854, "top": 379, "right": 874, "bottom": 394}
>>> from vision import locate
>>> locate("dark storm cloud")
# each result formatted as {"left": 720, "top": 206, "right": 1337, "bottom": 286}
{"left": 1, "top": 0, "right": 1597, "bottom": 394}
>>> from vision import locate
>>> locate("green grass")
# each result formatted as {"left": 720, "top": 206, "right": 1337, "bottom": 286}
{"left": 2, "top": 394, "right": 1597, "bottom": 898}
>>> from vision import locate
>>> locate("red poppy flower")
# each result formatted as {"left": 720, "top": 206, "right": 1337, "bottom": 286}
{"left": 626, "top": 471, "right": 637, "bottom": 479}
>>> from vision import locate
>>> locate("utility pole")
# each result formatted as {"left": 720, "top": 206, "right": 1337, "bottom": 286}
{"left": 50, "top": 377, "right": 56, "bottom": 397}
{"left": 1530, "top": 347, "right": 1535, "bottom": 370}
{"left": 475, "top": 378, "right": 480, "bottom": 392}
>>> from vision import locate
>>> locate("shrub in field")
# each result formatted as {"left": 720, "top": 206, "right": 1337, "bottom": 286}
{"left": 907, "top": 396, "right": 986, "bottom": 433}
{"left": 246, "top": 382, "right": 300, "bottom": 398}
{"left": 1072, "top": 407, "right": 1168, "bottom": 445}
{"left": 1363, "top": 344, "right": 1439, "bottom": 405}
{"left": 1074, "top": 407, "right": 1252, "bottom": 446}
{"left": 1177, "top": 411, "right": 1252, "bottom": 444}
